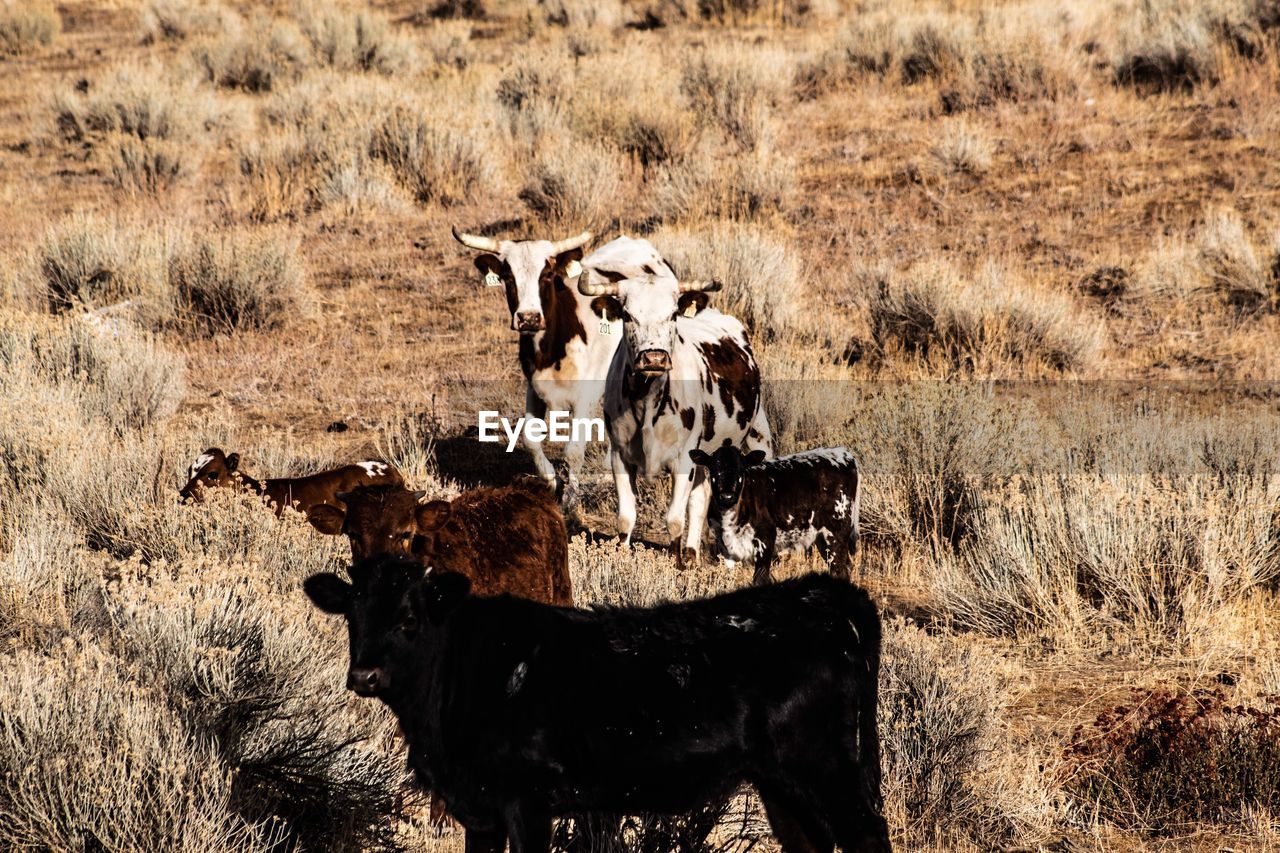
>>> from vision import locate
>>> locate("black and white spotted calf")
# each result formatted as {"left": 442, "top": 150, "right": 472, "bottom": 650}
{"left": 689, "top": 446, "right": 861, "bottom": 585}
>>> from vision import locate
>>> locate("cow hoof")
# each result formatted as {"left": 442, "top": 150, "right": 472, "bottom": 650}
{"left": 672, "top": 545, "right": 698, "bottom": 569}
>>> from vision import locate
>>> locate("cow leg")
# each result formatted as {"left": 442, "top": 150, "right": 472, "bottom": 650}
{"left": 752, "top": 542, "right": 776, "bottom": 586}
{"left": 828, "top": 535, "right": 853, "bottom": 581}
{"left": 503, "top": 802, "right": 552, "bottom": 853}
{"left": 666, "top": 462, "right": 696, "bottom": 567}
{"left": 611, "top": 449, "right": 638, "bottom": 547}
{"left": 463, "top": 826, "right": 507, "bottom": 853}
{"left": 757, "top": 784, "right": 833, "bottom": 853}
{"left": 523, "top": 385, "right": 556, "bottom": 484}
{"left": 558, "top": 397, "right": 593, "bottom": 516}
{"left": 683, "top": 465, "right": 711, "bottom": 558}
{"left": 806, "top": 773, "right": 891, "bottom": 853}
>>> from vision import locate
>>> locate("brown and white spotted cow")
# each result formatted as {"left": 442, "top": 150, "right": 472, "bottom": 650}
{"left": 578, "top": 270, "right": 773, "bottom": 566}
{"left": 451, "top": 229, "right": 672, "bottom": 512}
{"left": 179, "top": 448, "right": 403, "bottom": 518}
{"left": 690, "top": 446, "right": 861, "bottom": 585}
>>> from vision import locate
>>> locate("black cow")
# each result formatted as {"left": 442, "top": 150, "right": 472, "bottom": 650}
{"left": 690, "top": 446, "right": 861, "bottom": 586}
{"left": 304, "top": 557, "right": 888, "bottom": 852}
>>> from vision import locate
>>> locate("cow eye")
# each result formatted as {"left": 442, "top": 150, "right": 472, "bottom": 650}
{"left": 206, "top": 472, "right": 216, "bottom": 480}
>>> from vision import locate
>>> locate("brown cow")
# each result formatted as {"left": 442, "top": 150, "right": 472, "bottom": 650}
{"left": 308, "top": 477, "right": 572, "bottom": 606}
{"left": 179, "top": 447, "right": 404, "bottom": 518}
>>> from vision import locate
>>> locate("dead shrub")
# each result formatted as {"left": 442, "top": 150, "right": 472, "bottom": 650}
{"left": 649, "top": 222, "right": 800, "bottom": 338}
{"left": 296, "top": 1, "right": 417, "bottom": 76}
{"left": 929, "top": 119, "right": 993, "bottom": 176}
{"left": 867, "top": 261, "right": 1104, "bottom": 374}
{"left": 880, "top": 620, "right": 1042, "bottom": 848}
{"left": 140, "top": 0, "right": 231, "bottom": 43}
{"left": 1197, "top": 208, "right": 1273, "bottom": 311}
{"left": 0, "top": 643, "right": 260, "bottom": 851}
{"left": 518, "top": 136, "right": 625, "bottom": 232}
{"left": 106, "top": 134, "right": 194, "bottom": 195}
{"left": 106, "top": 561, "right": 408, "bottom": 850}
{"left": 650, "top": 141, "right": 792, "bottom": 224}
{"left": 53, "top": 61, "right": 215, "bottom": 143}
{"left": 681, "top": 49, "right": 777, "bottom": 151}
{"left": 167, "top": 230, "right": 312, "bottom": 334}
{"left": 1063, "top": 688, "right": 1280, "bottom": 831}
{"left": 0, "top": 0, "right": 58, "bottom": 54}
{"left": 370, "top": 107, "right": 493, "bottom": 206}
{"left": 1112, "top": 2, "right": 1221, "bottom": 92}
{"left": 935, "top": 472, "right": 1280, "bottom": 651}
{"left": 36, "top": 214, "right": 169, "bottom": 312}
{"left": 190, "top": 18, "right": 310, "bottom": 92}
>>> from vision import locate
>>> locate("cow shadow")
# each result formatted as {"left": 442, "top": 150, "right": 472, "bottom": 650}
{"left": 434, "top": 433, "right": 540, "bottom": 489}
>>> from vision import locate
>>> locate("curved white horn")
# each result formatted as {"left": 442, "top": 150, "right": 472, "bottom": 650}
{"left": 678, "top": 279, "right": 722, "bottom": 293}
{"left": 452, "top": 226, "right": 500, "bottom": 253}
{"left": 549, "top": 230, "right": 593, "bottom": 255}
{"left": 578, "top": 277, "right": 619, "bottom": 297}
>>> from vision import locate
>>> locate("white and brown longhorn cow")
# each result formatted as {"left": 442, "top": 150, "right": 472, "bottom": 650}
{"left": 452, "top": 229, "right": 672, "bottom": 511}
{"left": 578, "top": 269, "right": 773, "bottom": 566}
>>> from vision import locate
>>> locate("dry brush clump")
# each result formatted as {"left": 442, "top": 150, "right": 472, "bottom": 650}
{"left": 370, "top": 107, "right": 496, "bottom": 206}
{"left": 1062, "top": 687, "right": 1280, "bottom": 832}
{"left": 52, "top": 60, "right": 219, "bottom": 145}
{"left": 0, "top": 0, "right": 58, "bottom": 55}
{"left": 866, "top": 260, "right": 1106, "bottom": 375}
{"left": 649, "top": 222, "right": 801, "bottom": 338}
{"left": 189, "top": 16, "right": 311, "bottom": 93}
{"left": 880, "top": 620, "right": 1051, "bottom": 848}
{"left": 933, "top": 470, "right": 1280, "bottom": 653}
{"left": 167, "top": 229, "right": 313, "bottom": 335}
{"left": 140, "top": 0, "right": 234, "bottom": 43}
{"left": 0, "top": 642, "right": 263, "bottom": 851}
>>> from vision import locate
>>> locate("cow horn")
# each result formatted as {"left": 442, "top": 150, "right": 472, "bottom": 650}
{"left": 678, "top": 279, "right": 722, "bottom": 293}
{"left": 578, "top": 276, "right": 620, "bottom": 297}
{"left": 452, "top": 227, "right": 500, "bottom": 253}
{"left": 549, "top": 230, "right": 592, "bottom": 255}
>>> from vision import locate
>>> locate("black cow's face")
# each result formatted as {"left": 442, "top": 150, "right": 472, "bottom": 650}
{"left": 690, "top": 446, "right": 768, "bottom": 512}
{"left": 179, "top": 447, "right": 240, "bottom": 501}
{"left": 304, "top": 557, "right": 471, "bottom": 698}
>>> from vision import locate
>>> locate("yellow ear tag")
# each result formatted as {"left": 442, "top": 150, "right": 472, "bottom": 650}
{"left": 565, "top": 259, "right": 583, "bottom": 279}
{"left": 484, "top": 272, "right": 502, "bottom": 287}
{"left": 683, "top": 302, "right": 699, "bottom": 318}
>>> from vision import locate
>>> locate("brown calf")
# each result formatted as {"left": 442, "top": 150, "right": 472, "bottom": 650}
{"left": 180, "top": 447, "right": 404, "bottom": 518}
{"left": 308, "top": 477, "right": 573, "bottom": 606}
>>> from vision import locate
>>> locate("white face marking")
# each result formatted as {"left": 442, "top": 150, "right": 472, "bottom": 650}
{"left": 724, "top": 615, "right": 758, "bottom": 631}
{"left": 617, "top": 273, "right": 681, "bottom": 360}
{"left": 834, "top": 491, "right": 851, "bottom": 519}
{"left": 498, "top": 240, "right": 558, "bottom": 329}
{"left": 357, "top": 461, "right": 387, "bottom": 478}
{"left": 189, "top": 453, "right": 213, "bottom": 480}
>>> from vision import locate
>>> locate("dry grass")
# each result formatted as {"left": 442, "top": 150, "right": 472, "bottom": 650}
{"left": 3, "top": 0, "right": 1280, "bottom": 847}
{"left": 0, "top": 0, "right": 57, "bottom": 56}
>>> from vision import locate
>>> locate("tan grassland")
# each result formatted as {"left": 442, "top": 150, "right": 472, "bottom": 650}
{"left": 2, "top": 0, "right": 1280, "bottom": 849}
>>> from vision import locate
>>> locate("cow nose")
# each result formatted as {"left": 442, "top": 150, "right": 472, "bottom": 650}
{"left": 347, "top": 668, "right": 387, "bottom": 695}
{"left": 515, "top": 311, "right": 544, "bottom": 333}
{"left": 636, "top": 349, "right": 672, "bottom": 372}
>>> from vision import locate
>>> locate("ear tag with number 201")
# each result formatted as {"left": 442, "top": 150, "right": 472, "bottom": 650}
{"left": 484, "top": 272, "right": 502, "bottom": 287}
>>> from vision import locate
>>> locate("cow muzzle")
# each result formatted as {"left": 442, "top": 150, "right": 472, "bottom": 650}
{"left": 347, "top": 667, "right": 389, "bottom": 696}
{"left": 635, "top": 349, "right": 672, "bottom": 374}
{"left": 514, "top": 311, "right": 545, "bottom": 334}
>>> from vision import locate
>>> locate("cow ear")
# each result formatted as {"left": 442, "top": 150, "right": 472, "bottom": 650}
{"left": 689, "top": 448, "right": 713, "bottom": 467}
{"left": 415, "top": 500, "right": 452, "bottom": 532}
{"left": 677, "top": 291, "right": 709, "bottom": 318}
{"left": 225, "top": 453, "right": 240, "bottom": 472}
{"left": 590, "top": 295, "right": 623, "bottom": 322}
{"left": 474, "top": 254, "right": 503, "bottom": 279}
{"left": 552, "top": 246, "right": 584, "bottom": 274}
{"left": 304, "top": 573, "right": 352, "bottom": 614}
{"left": 414, "top": 571, "right": 471, "bottom": 624}
{"left": 745, "top": 449, "right": 768, "bottom": 467}
{"left": 307, "top": 504, "right": 346, "bottom": 536}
